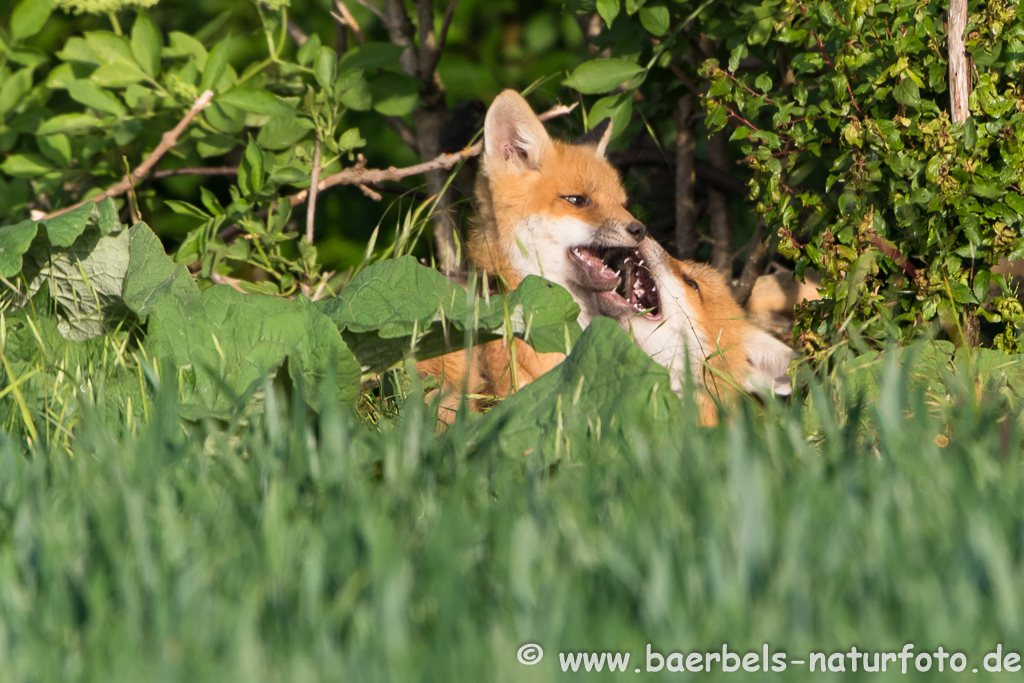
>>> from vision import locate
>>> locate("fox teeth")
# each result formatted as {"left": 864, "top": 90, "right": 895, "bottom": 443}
{"left": 614, "top": 270, "right": 621, "bottom": 277}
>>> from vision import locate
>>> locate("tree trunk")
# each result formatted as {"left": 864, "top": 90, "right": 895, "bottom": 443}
{"left": 707, "top": 128, "right": 731, "bottom": 273}
{"left": 674, "top": 94, "right": 697, "bottom": 259}
{"left": 948, "top": 0, "right": 970, "bottom": 123}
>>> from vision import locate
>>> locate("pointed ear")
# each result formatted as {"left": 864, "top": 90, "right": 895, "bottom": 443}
{"left": 576, "top": 118, "right": 613, "bottom": 158}
{"left": 484, "top": 90, "right": 551, "bottom": 172}
{"left": 742, "top": 329, "right": 797, "bottom": 397}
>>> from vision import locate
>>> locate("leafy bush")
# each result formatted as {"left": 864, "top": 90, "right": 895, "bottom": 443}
{"left": 557, "top": 0, "right": 1024, "bottom": 357}
{"left": 700, "top": 1, "right": 1024, "bottom": 354}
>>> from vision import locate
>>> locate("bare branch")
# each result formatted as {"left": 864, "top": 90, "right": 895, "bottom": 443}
{"left": 415, "top": 0, "right": 437, "bottom": 82}
{"left": 435, "top": 0, "right": 459, "bottom": 61}
{"left": 356, "top": 184, "right": 384, "bottom": 201}
{"left": 285, "top": 103, "right": 575, "bottom": 208}
{"left": 419, "top": 0, "right": 460, "bottom": 79}
{"left": 306, "top": 136, "right": 321, "bottom": 243}
{"left": 210, "top": 272, "right": 249, "bottom": 293}
{"left": 383, "top": 115, "right": 419, "bottom": 148}
{"left": 333, "top": 0, "right": 366, "bottom": 45}
{"left": 43, "top": 90, "right": 215, "bottom": 219}
{"left": 732, "top": 221, "right": 769, "bottom": 308}
{"left": 383, "top": 0, "right": 417, "bottom": 74}
{"left": 286, "top": 18, "right": 309, "bottom": 46}
{"left": 151, "top": 166, "right": 238, "bottom": 180}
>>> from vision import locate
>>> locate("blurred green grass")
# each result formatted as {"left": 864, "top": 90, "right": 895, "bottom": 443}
{"left": 1, "top": 330, "right": 1023, "bottom": 681}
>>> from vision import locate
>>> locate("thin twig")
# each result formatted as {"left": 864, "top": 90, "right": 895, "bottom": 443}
{"left": 210, "top": 272, "right": 249, "bottom": 293}
{"left": 286, "top": 18, "right": 309, "bottom": 46}
{"left": 122, "top": 157, "right": 141, "bottom": 224}
{"left": 356, "top": 184, "right": 383, "bottom": 201}
{"left": 306, "top": 136, "right": 321, "bottom": 243}
{"left": 867, "top": 232, "right": 918, "bottom": 279}
{"left": 311, "top": 271, "right": 336, "bottom": 301}
{"left": 151, "top": 166, "right": 238, "bottom": 179}
{"left": 731, "top": 220, "right": 769, "bottom": 307}
{"left": 43, "top": 90, "right": 215, "bottom": 219}
{"left": 424, "top": 0, "right": 459, "bottom": 76}
{"left": 383, "top": 115, "right": 419, "bottom": 148}
{"left": 333, "top": 0, "right": 366, "bottom": 44}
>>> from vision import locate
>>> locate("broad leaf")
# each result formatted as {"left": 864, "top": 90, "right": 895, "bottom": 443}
{"left": 564, "top": 58, "right": 644, "bottom": 94}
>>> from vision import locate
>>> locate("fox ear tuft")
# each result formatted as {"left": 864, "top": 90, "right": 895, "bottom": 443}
{"left": 576, "top": 118, "right": 613, "bottom": 158}
{"left": 484, "top": 90, "right": 551, "bottom": 171}
{"left": 742, "top": 329, "right": 797, "bottom": 397}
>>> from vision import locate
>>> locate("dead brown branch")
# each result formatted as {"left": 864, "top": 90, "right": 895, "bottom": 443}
{"left": 333, "top": 0, "right": 366, "bottom": 45}
{"left": 43, "top": 90, "right": 215, "bottom": 220}
{"left": 151, "top": 166, "right": 238, "bottom": 180}
{"left": 286, "top": 18, "right": 309, "bottom": 46}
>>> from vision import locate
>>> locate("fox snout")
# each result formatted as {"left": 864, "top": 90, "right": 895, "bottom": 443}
{"left": 605, "top": 218, "right": 645, "bottom": 244}
{"left": 625, "top": 221, "right": 646, "bottom": 241}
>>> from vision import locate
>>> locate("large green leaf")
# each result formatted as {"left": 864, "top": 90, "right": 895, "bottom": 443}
{"left": 130, "top": 11, "right": 163, "bottom": 77}
{"left": 20, "top": 227, "right": 131, "bottom": 341}
{"left": 317, "top": 256, "right": 582, "bottom": 376}
{"left": 122, "top": 223, "right": 201, "bottom": 317}
{"left": 146, "top": 286, "right": 360, "bottom": 418}
{"left": 0, "top": 68, "right": 35, "bottom": 119}
{"left": 368, "top": 73, "right": 419, "bottom": 116}
{"left": 564, "top": 58, "right": 643, "bottom": 94}
{"left": 216, "top": 88, "right": 296, "bottom": 116}
{"left": 66, "top": 80, "right": 126, "bottom": 117}
{"left": 0, "top": 220, "right": 39, "bottom": 278}
{"left": 11, "top": 0, "right": 53, "bottom": 42}
{"left": 338, "top": 42, "right": 405, "bottom": 71}
{"left": 464, "top": 317, "right": 680, "bottom": 458}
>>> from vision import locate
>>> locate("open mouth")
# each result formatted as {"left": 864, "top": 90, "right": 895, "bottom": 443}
{"left": 573, "top": 245, "right": 661, "bottom": 320}
{"left": 568, "top": 245, "right": 623, "bottom": 291}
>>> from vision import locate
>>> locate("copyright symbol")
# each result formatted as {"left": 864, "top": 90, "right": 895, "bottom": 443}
{"left": 517, "top": 643, "right": 544, "bottom": 665}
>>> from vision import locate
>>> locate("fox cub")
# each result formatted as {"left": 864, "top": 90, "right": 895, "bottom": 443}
{"left": 418, "top": 90, "right": 647, "bottom": 423}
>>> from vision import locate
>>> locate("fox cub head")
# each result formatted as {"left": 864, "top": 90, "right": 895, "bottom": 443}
{"left": 472, "top": 90, "right": 646, "bottom": 326}
{"left": 595, "top": 238, "right": 796, "bottom": 415}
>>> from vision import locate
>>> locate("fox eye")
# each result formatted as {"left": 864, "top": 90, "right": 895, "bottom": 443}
{"left": 683, "top": 276, "right": 700, "bottom": 293}
{"left": 561, "top": 195, "right": 590, "bottom": 208}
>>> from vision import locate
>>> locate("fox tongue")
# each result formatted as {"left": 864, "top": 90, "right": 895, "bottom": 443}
{"left": 571, "top": 246, "right": 618, "bottom": 285}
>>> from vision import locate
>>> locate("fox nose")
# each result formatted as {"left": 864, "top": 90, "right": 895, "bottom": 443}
{"left": 625, "top": 221, "right": 646, "bottom": 242}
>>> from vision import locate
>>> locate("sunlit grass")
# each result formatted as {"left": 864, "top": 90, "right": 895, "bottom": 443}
{"left": 0, "top": 332, "right": 1022, "bottom": 681}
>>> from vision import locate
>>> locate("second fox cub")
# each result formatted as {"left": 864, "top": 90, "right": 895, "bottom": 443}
{"left": 594, "top": 238, "right": 795, "bottom": 424}
{"left": 419, "top": 90, "right": 647, "bottom": 422}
